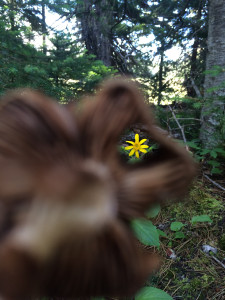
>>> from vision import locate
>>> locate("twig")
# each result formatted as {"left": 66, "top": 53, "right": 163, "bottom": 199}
{"left": 212, "top": 289, "right": 225, "bottom": 300}
{"left": 168, "top": 106, "right": 189, "bottom": 151}
{"left": 203, "top": 174, "right": 225, "bottom": 191}
{"left": 164, "top": 279, "right": 172, "bottom": 291}
{"left": 202, "top": 250, "right": 225, "bottom": 270}
{"left": 175, "top": 238, "right": 192, "bottom": 253}
{"left": 169, "top": 117, "right": 202, "bottom": 122}
{"left": 190, "top": 77, "right": 202, "bottom": 98}
{"left": 195, "top": 291, "right": 202, "bottom": 300}
{"left": 210, "top": 255, "right": 225, "bottom": 270}
{"left": 171, "top": 124, "right": 198, "bottom": 130}
{"left": 171, "top": 285, "right": 183, "bottom": 296}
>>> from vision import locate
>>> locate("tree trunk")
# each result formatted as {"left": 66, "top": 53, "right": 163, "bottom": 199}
{"left": 157, "top": 43, "right": 164, "bottom": 105}
{"left": 188, "top": 0, "right": 203, "bottom": 97}
{"left": 200, "top": 0, "right": 225, "bottom": 149}
{"left": 77, "top": 0, "right": 112, "bottom": 66}
{"left": 41, "top": 1, "right": 47, "bottom": 55}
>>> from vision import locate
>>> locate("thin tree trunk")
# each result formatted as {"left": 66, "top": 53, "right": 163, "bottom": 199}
{"left": 42, "top": 1, "right": 47, "bottom": 55}
{"left": 200, "top": 0, "right": 225, "bottom": 149}
{"left": 188, "top": 1, "right": 203, "bottom": 97}
{"left": 158, "top": 43, "right": 164, "bottom": 105}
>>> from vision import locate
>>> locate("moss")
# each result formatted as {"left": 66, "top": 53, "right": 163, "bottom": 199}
{"left": 161, "top": 182, "right": 223, "bottom": 223}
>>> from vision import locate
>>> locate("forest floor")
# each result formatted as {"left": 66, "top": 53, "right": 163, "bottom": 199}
{"left": 117, "top": 127, "right": 225, "bottom": 300}
{"left": 149, "top": 178, "right": 225, "bottom": 300}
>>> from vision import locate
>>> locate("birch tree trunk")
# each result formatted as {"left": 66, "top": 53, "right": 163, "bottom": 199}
{"left": 200, "top": 0, "right": 225, "bottom": 149}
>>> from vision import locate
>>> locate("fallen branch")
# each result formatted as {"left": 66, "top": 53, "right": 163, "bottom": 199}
{"left": 210, "top": 255, "right": 225, "bottom": 270}
{"left": 203, "top": 174, "right": 225, "bottom": 191}
{"left": 168, "top": 105, "right": 189, "bottom": 151}
{"left": 171, "top": 124, "right": 198, "bottom": 130}
{"left": 169, "top": 117, "right": 202, "bottom": 122}
{"left": 190, "top": 77, "right": 202, "bottom": 98}
{"left": 202, "top": 245, "right": 225, "bottom": 270}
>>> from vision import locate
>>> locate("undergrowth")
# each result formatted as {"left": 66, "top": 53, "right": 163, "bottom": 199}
{"left": 149, "top": 181, "right": 225, "bottom": 300}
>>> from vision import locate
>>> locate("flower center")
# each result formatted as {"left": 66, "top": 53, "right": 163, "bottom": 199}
{"left": 133, "top": 143, "right": 140, "bottom": 151}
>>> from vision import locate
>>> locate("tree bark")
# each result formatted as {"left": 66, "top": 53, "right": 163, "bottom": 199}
{"left": 200, "top": 0, "right": 225, "bottom": 149}
{"left": 157, "top": 43, "right": 164, "bottom": 106}
{"left": 188, "top": 0, "right": 203, "bottom": 97}
{"left": 41, "top": 1, "right": 47, "bottom": 55}
{"left": 77, "top": 0, "right": 112, "bottom": 66}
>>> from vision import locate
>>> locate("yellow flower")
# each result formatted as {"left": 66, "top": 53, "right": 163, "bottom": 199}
{"left": 125, "top": 133, "right": 149, "bottom": 158}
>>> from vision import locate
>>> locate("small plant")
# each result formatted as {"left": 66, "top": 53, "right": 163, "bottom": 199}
{"left": 146, "top": 204, "right": 161, "bottom": 218}
{"left": 131, "top": 218, "right": 160, "bottom": 247}
{"left": 187, "top": 141, "right": 225, "bottom": 175}
{"left": 170, "top": 221, "right": 186, "bottom": 239}
{"left": 191, "top": 215, "right": 213, "bottom": 224}
{"left": 135, "top": 286, "right": 173, "bottom": 300}
{"left": 170, "top": 221, "right": 185, "bottom": 231}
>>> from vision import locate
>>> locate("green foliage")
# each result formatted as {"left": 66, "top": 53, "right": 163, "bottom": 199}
{"left": 204, "top": 65, "right": 225, "bottom": 77}
{"left": 131, "top": 219, "right": 160, "bottom": 247}
{"left": 191, "top": 215, "right": 213, "bottom": 224}
{"left": 157, "top": 180, "right": 224, "bottom": 299}
{"left": 174, "top": 231, "right": 186, "bottom": 239}
{"left": 133, "top": 198, "right": 216, "bottom": 249}
{"left": 0, "top": 13, "right": 115, "bottom": 100}
{"left": 170, "top": 221, "right": 185, "bottom": 232}
{"left": 187, "top": 141, "right": 224, "bottom": 175}
{"left": 156, "top": 95, "right": 224, "bottom": 177}
{"left": 157, "top": 229, "right": 167, "bottom": 238}
{"left": 135, "top": 287, "right": 173, "bottom": 300}
{"left": 146, "top": 204, "right": 161, "bottom": 218}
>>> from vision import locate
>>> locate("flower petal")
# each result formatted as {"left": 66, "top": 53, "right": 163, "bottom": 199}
{"left": 140, "top": 139, "right": 147, "bottom": 144}
{"left": 126, "top": 141, "right": 134, "bottom": 145}
{"left": 139, "top": 149, "right": 147, "bottom": 153}
{"left": 125, "top": 146, "right": 133, "bottom": 150}
{"left": 135, "top": 151, "right": 139, "bottom": 158}
{"left": 129, "top": 149, "right": 135, "bottom": 156}
{"left": 140, "top": 145, "right": 149, "bottom": 149}
{"left": 135, "top": 134, "right": 139, "bottom": 143}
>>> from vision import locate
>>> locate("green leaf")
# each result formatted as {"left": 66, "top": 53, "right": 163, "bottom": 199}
{"left": 135, "top": 287, "right": 173, "bottom": 300}
{"left": 8, "top": 67, "right": 18, "bottom": 75}
{"left": 146, "top": 204, "right": 161, "bottom": 218}
{"left": 168, "top": 241, "right": 173, "bottom": 247}
{"left": 174, "top": 231, "right": 186, "bottom": 239}
{"left": 210, "top": 150, "right": 217, "bottom": 158}
{"left": 193, "top": 102, "right": 202, "bottom": 109}
{"left": 157, "top": 229, "right": 167, "bottom": 238}
{"left": 201, "top": 149, "right": 211, "bottom": 155}
{"left": 131, "top": 219, "right": 160, "bottom": 246}
{"left": 208, "top": 160, "right": 220, "bottom": 167}
{"left": 187, "top": 141, "right": 200, "bottom": 149}
{"left": 211, "top": 168, "right": 222, "bottom": 174}
{"left": 170, "top": 222, "right": 185, "bottom": 231}
{"left": 214, "top": 148, "right": 225, "bottom": 156}
{"left": 191, "top": 215, "right": 213, "bottom": 224}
